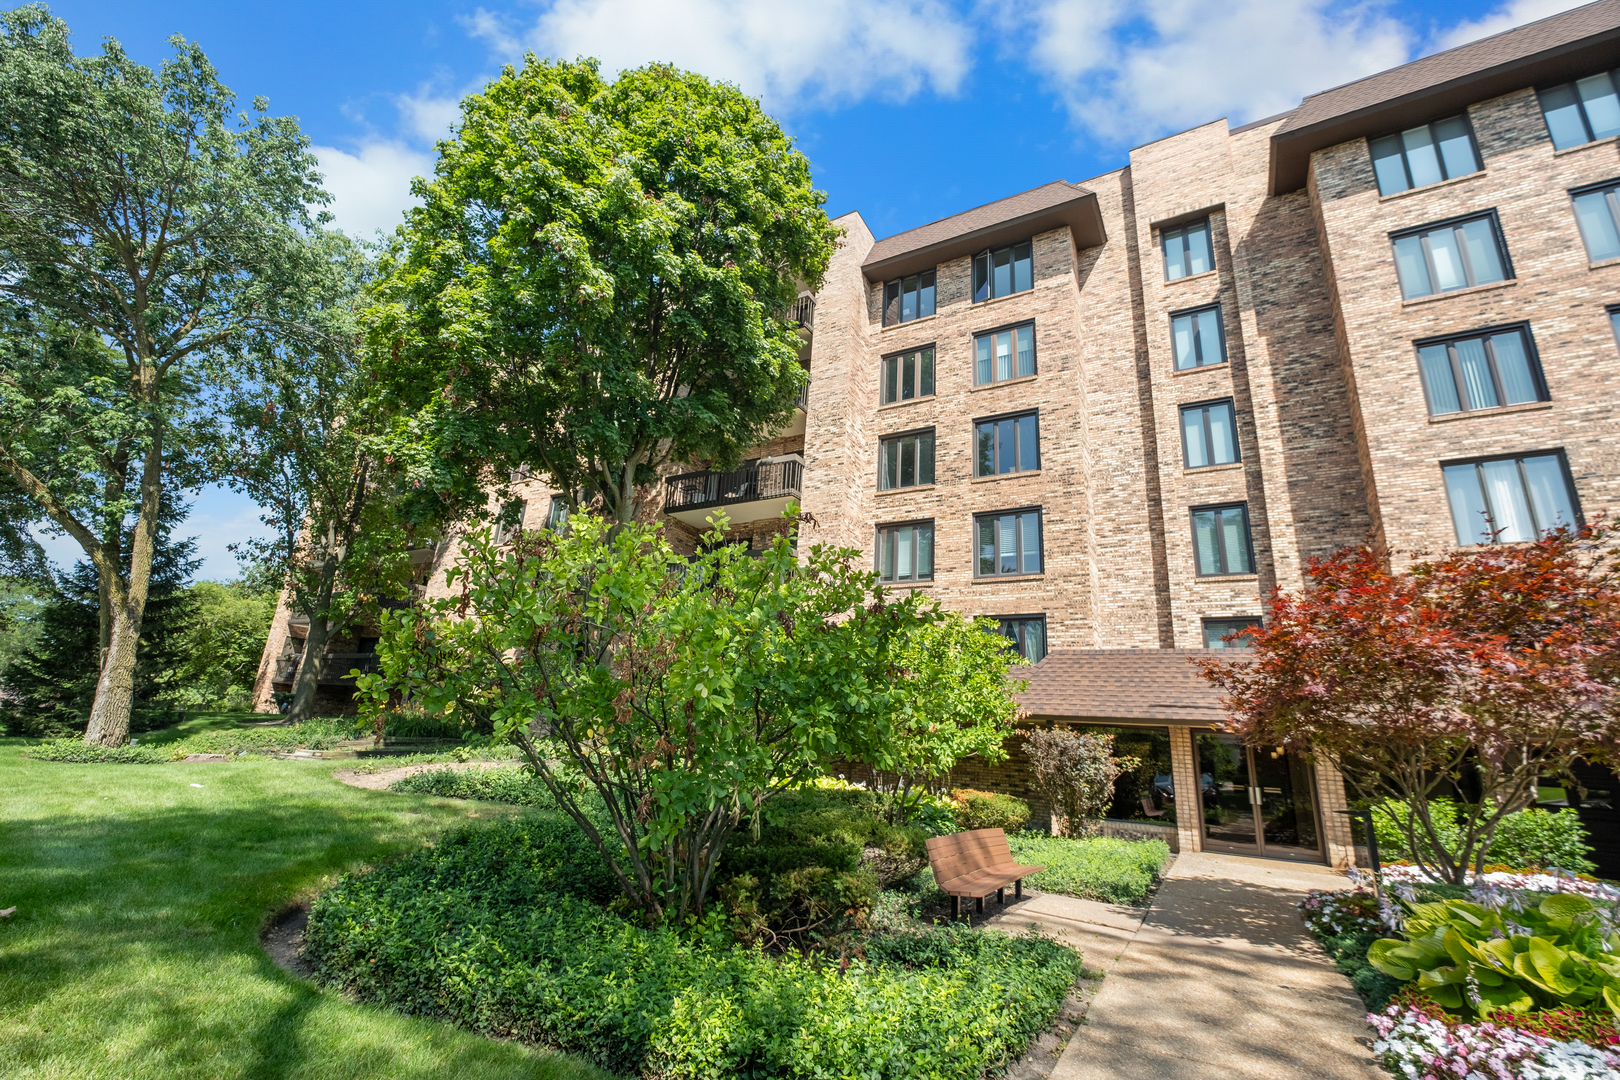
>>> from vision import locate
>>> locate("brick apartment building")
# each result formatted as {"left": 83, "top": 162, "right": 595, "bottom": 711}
{"left": 256, "top": 0, "right": 1620, "bottom": 868}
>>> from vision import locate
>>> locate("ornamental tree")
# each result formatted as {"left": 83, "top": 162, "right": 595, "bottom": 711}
{"left": 365, "top": 58, "right": 839, "bottom": 527}
{"left": 354, "top": 514, "right": 934, "bottom": 924}
{"left": 0, "top": 8, "right": 329, "bottom": 744}
{"left": 1027, "top": 728, "right": 1136, "bottom": 838}
{"left": 1200, "top": 526, "right": 1620, "bottom": 884}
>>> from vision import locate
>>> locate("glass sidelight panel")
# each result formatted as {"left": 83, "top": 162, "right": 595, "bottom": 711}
{"left": 1250, "top": 743, "right": 1321, "bottom": 858}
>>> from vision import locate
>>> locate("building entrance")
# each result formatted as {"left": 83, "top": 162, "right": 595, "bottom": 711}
{"left": 1195, "top": 731, "right": 1324, "bottom": 861}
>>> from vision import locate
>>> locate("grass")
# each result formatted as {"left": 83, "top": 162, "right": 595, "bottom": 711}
{"left": 1006, "top": 833, "right": 1171, "bottom": 905}
{"left": 0, "top": 738, "right": 616, "bottom": 1080}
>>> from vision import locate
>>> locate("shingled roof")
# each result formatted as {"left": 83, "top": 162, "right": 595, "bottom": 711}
{"left": 1268, "top": 0, "right": 1620, "bottom": 193}
{"left": 861, "top": 180, "right": 1107, "bottom": 282}
{"left": 1014, "top": 648, "right": 1248, "bottom": 725}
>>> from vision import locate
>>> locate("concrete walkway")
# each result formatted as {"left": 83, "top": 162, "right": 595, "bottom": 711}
{"left": 990, "top": 852, "right": 1383, "bottom": 1080}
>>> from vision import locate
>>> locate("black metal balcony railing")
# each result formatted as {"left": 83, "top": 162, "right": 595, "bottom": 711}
{"left": 273, "top": 652, "right": 381, "bottom": 686}
{"left": 789, "top": 296, "right": 814, "bottom": 331}
{"left": 794, "top": 382, "right": 809, "bottom": 411}
{"left": 664, "top": 457, "right": 803, "bottom": 515}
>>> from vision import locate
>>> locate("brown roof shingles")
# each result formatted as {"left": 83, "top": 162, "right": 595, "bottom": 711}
{"left": 863, "top": 181, "right": 1094, "bottom": 267}
{"left": 1014, "top": 648, "right": 1249, "bottom": 725}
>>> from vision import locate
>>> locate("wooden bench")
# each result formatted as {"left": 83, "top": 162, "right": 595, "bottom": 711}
{"left": 925, "top": 828, "right": 1046, "bottom": 919}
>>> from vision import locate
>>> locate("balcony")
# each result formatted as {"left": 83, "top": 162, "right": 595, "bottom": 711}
{"left": 663, "top": 456, "right": 803, "bottom": 527}
{"left": 789, "top": 296, "right": 814, "bottom": 333}
{"left": 271, "top": 652, "right": 381, "bottom": 688}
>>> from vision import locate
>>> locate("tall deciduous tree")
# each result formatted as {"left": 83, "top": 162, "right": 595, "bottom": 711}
{"left": 1201, "top": 528, "right": 1620, "bottom": 884}
{"left": 223, "top": 231, "right": 415, "bottom": 723}
{"left": 0, "top": 7, "right": 328, "bottom": 743}
{"left": 366, "top": 58, "right": 838, "bottom": 526}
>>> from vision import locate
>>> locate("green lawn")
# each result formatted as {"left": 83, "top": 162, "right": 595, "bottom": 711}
{"left": 0, "top": 739, "right": 616, "bottom": 1080}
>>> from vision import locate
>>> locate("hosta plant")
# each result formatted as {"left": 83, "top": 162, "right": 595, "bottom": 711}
{"left": 1368, "top": 893, "right": 1620, "bottom": 1018}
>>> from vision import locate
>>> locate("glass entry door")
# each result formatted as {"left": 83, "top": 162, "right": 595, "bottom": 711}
{"left": 1195, "top": 732, "right": 1323, "bottom": 861}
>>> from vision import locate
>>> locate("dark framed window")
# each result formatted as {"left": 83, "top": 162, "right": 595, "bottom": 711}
{"left": 1443, "top": 451, "right": 1580, "bottom": 546}
{"left": 1180, "top": 399, "right": 1239, "bottom": 468}
{"left": 1191, "top": 503, "right": 1253, "bottom": 576}
{"left": 1370, "top": 115, "right": 1481, "bottom": 196}
{"left": 973, "top": 322, "right": 1036, "bottom": 384}
{"left": 1415, "top": 325, "right": 1546, "bottom": 416}
{"left": 975, "top": 509, "right": 1042, "bottom": 576}
{"left": 877, "top": 521, "right": 934, "bottom": 583}
{"left": 496, "top": 500, "right": 527, "bottom": 545}
{"left": 1202, "top": 617, "right": 1261, "bottom": 649}
{"left": 878, "top": 430, "right": 935, "bottom": 491}
{"left": 883, "top": 270, "right": 936, "bottom": 326}
{"left": 1161, "top": 218, "right": 1213, "bottom": 281}
{"left": 1610, "top": 306, "right": 1620, "bottom": 348}
{"left": 1539, "top": 69, "right": 1620, "bottom": 150}
{"left": 994, "top": 615, "right": 1047, "bottom": 662}
{"left": 545, "top": 496, "right": 569, "bottom": 532}
{"left": 882, "top": 346, "right": 935, "bottom": 404}
{"left": 972, "top": 241, "right": 1032, "bottom": 302}
{"left": 1391, "top": 212, "right": 1511, "bottom": 300}
{"left": 1170, "top": 305, "right": 1225, "bottom": 370}
{"left": 1571, "top": 179, "right": 1620, "bottom": 263}
{"left": 975, "top": 411, "right": 1040, "bottom": 476}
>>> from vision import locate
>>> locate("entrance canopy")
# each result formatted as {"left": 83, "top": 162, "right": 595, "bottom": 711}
{"left": 1015, "top": 648, "right": 1244, "bottom": 727}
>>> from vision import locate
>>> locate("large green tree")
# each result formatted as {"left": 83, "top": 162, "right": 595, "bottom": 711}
{"left": 367, "top": 58, "right": 838, "bottom": 526}
{"left": 0, "top": 7, "right": 328, "bottom": 744}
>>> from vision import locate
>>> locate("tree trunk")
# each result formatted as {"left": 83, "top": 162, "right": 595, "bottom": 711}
{"left": 287, "top": 569, "right": 337, "bottom": 725}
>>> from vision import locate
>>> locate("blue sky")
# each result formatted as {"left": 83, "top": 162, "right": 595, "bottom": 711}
{"left": 33, "top": 0, "right": 1586, "bottom": 579}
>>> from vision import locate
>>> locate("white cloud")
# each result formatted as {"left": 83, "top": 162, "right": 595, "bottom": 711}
{"left": 470, "top": 0, "right": 973, "bottom": 110}
{"left": 1010, "top": 0, "right": 1414, "bottom": 142}
{"left": 1430, "top": 0, "right": 1590, "bottom": 52}
{"left": 312, "top": 141, "right": 434, "bottom": 239}
{"left": 395, "top": 91, "right": 463, "bottom": 143}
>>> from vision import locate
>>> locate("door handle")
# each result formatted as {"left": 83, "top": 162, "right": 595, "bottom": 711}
{"left": 1250, "top": 785, "right": 1262, "bottom": 806}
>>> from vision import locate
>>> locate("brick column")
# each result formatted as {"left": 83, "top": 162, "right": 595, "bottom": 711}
{"left": 1315, "top": 756, "right": 1356, "bottom": 870}
{"left": 1169, "top": 726, "right": 1202, "bottom": 854}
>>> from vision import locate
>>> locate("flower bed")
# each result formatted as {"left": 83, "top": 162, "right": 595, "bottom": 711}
{"left": 1370, "top": 1000, "right": 1620, "bottom": 1079}
{"left": 1377, "top": 862, "right": 1620, "bottom": 901}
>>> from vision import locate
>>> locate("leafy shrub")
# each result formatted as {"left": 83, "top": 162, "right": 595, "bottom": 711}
{"left": 306, "top": 815, "right": 1082, "bottom": 1079}
{"left": 22, "top": 738, "right": 171, "bottom": 764}
{"left": 1005, "top": 834, "right": 1168, "bottom": 905}
{"left": 949, "top": 788, "right": 1030, "bottom": 833}
{"left": 1368, "top": 894, "right": 1620, "bottom": 1017}
{"left": 390, "top": 766, "right": 558, "bottom": 807}
{"left": 1372, "top": 799, "right": 1597, "bottom": 874}
{"left": 1026, "top": 729, "right": 1134, "bottom": 838}
{"left": 172, "top": 719, "right": 354, "bottom": 755}
{"left": 379, "top": 707, "right": 469, "bottom": 740}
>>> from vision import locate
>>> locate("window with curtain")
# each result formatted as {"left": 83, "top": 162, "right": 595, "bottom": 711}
{"left": 1202, "top": 617, "right": 1261, "bottom": 649}
{"left": 1391, "top": 213, "right": 1511, "bottom": 300}
{"left": 1180, "top": 399, "right": 1239, "bottom": 467}
{"left": 1571, "top": 180, "right": 1620, "bottom": 263}
{"left": 1415, "top": 326, "right": 1546, "bottom": 416}
{"left": 1369, "top": 115, "right": 1481, "bottom": 196}
{"left": 975, "top": 411, "right": 1040, "bottom": 476}
{"left": 972, "top": 241, "right": 1033, "bottom": 302}
{"left": 545, "top": 496, "right": 569, "bottom": 532}
{"left": 881, "top": 347, "right": 935, "bottom": 404}
{"left": 994, "top": 616, "right": 1047, "bottom": 662}
{"left": 496, "top": 500, "right": 528, "bottom": 545}
{"left": 883, "top": 270, "right": 936, "bottom": 325}
{"left": 876, "top": 521, "right": 934, "bottom": 583}
{"left": 975, "top": 510, "right": 1042, "bottom": 576}
{"left": 1443, "top": 452, "right": 1580, "bottom": 545}
{"left": 878, "top": 430, "right": 935, "bottom": 490}
{"left": 1170, "top": 305, "right": 1225, "bottom": 370}
{"left": 973, "top": 323, "right": 1036, "bottom": 384}
{"left": 1162, "top": 219, "right": 1213, "bottom": 281}
{"left": 1539, "top": 69, "right": 1620, "bottom": 150}
{"left": 1191, "top": 504, "right": 1252, "bottom": 576}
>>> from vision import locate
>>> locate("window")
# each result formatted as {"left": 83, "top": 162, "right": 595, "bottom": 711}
{"left": 975, "top": 411, "right": 1040, "bottom": 476}
{"left": 972, "top": 241, "right": 1032, "bottom": 302}
{"left": 1191, "top": 504, "right": 1253, "bottom": 576}
{"left": 973, "top": 323, "right": 1036, "bottom": 384}
{"left": 1571, "top": 180, "right": 1620, "bottom": 263}
{"left": 881, "top": 347, "right": 935, "bottom": 404}
{"left": 1415, "top": 326, "right": 1546, "bottom": 416}
{"left": 883, "top": 270, "right": 936, "bottom": 325}
{"left": 877, "top": 521, "right": 934, "bottom": 583}
{"left": 1161, "top": 219, "right": 1213, "bottom": 281}
{"left": 1202, "top": 617, "right": 1261, "bottom": 649}
{"left": 878, "top": 430, "right": 935, "bottom": 490}
{"left": 1391, "top": 213, "right": 1510, "bottom": 300}
{"left": 1180, "top": 399, "right": 1239, "bottom": 468}
{"left": 1369, "top": 116, "right": 1481, "bottom": 196}
{"left": 975, "top": 510, "right": 1042, "bottom": 576}
{"left": 1539, "top": 69, "right": 1620, "bottom": 150}
{"left": 496, "top": 500, "right": 527, "bottom": 544}
{"left": 1170, "top": 305, "right": 1225, "bottom": 370}
{"left": 545, "top": 496, "right": 569, "bottom": 532}
{"left": 995, "top": 616, "right": 1047, "bottom": 662}
{"left": 1611, "top": 306, "right": 1620, "bottom": 347}
{"left": 1443, "top": 452, "right": 1580, "bottom": 545}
